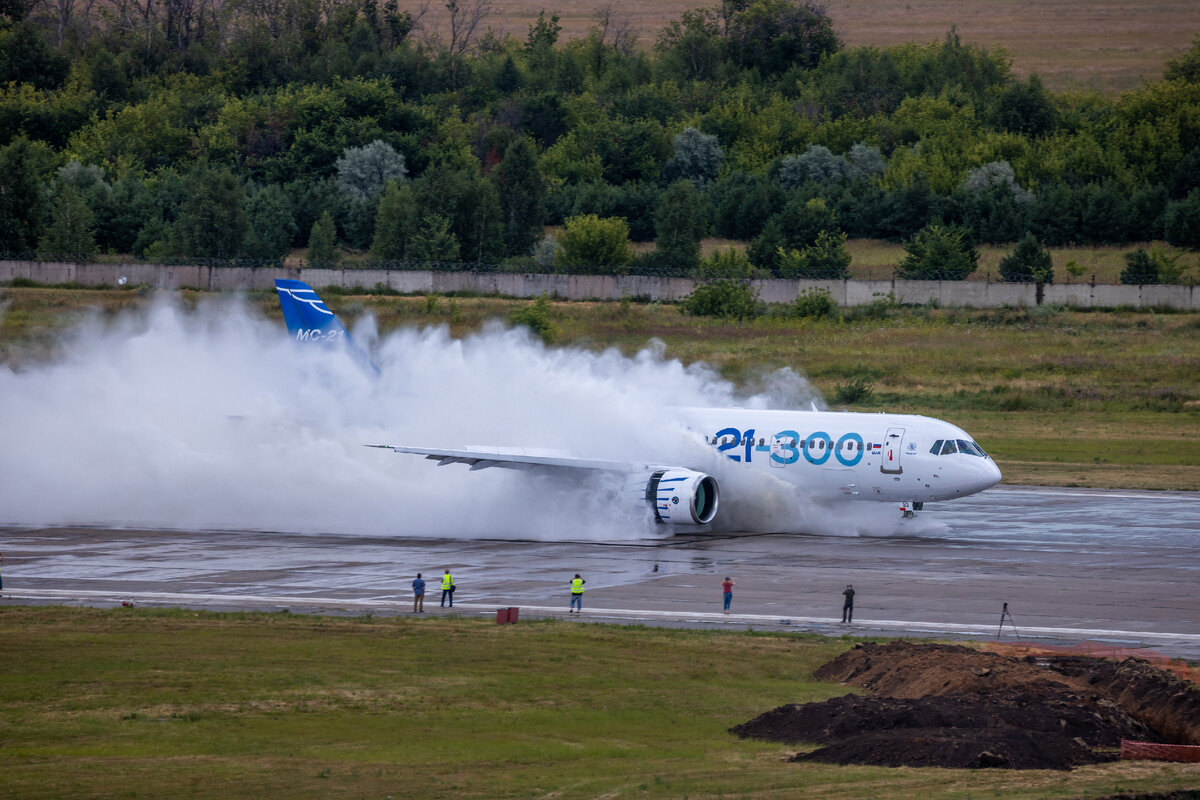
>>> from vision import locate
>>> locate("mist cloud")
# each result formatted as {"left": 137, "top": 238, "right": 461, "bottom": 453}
{"left": 0, "top": 294, "right": 932, "bottom": 539}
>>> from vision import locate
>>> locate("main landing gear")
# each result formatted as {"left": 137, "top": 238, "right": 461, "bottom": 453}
{"left": 900, "top": 501, "right": 924, "bottom": 518}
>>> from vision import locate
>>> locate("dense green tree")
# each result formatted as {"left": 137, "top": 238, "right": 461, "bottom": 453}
{"left": 747, "top": 217, "right": 787, "bottom": 273}
{"left": 414, "top": 165, "right": 503, "bottom": 263}
{"left": 1164, "top": 189, "right": 1200, "bottom": 249}
{"left": 777, "top": 145, "right": 848, "bottom": 188}
{"left": 897, "top": 221, "right": 979, "bottom": 280}
{"left": 778, "top": 229, "right": 851, "bottom": 278}
{"left": 663, "top": 127, "right": 723, "bottom": 187}
{"left": 307, "top": 210, "right": 340, "bottom": 267}
{"left": 1163, "top": 33, "right": 1200, "bottom": 83}
{"left": 37, "top": 184, "right": 95, "bottom": 259}
{"left": 557, "top": 214, "right": 632, "bottom": 273}
{"left": 335, "top": 139, "right": 407, "bottom": 203}
{"left": 725, "top": 0, "right": 840, "bottom": 75}
{"left": 243, "top": 183, "right": 298, "bottom": 260}
{"left": 653, "top": 179, "right": 710, "bottom": 273}
{"left": 95, "top": 175, "right": 154, "bottom": 254}
{"left": 172, "top": 163, "right": 247, "bottom": 259}
{"left": 0, "top": 136, "right": 49, "bottom": 253}
{"left": 0, "top": 21, "right": 69, "bottom": 90}
{"left": 989, "top": 75, "right": 1058, "bottom": 137}
{"left": 492, "top": 136, "right": 546, "bottom": 257}
{"left": 997, "top": 232, "right": 1054, "bottom": 283}
{"left": 1119, "top": 248, "right": 1158, "bottom": 284}
{"left": 710, "top": 172, "right": 784, "bottom": 241}
{"left": 369, "top": 179, "right": 418, "bottom": 261}
{"left": 653, "top": 8, "right": 724, "bottom": 83}
{"left": 407, "top": 214, "right": 460, "bottom": 263}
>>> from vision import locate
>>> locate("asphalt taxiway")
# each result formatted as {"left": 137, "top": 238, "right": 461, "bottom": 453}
{"left": 3, "top": 485, "right": 1199, "bottom": 660}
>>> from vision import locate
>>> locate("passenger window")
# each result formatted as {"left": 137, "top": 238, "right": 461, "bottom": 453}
{"left": 930, "top": 439, "right": 943, "bottom": 455}
{"left": 857, "top": 442, "right": 863, "bottom": 451}
{"left": 941, "top": 440, "right": 958, "bottom": 455}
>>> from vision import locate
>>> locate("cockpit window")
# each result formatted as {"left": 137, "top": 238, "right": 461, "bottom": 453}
{"left": 956, "top": 439, "right": 985, "bottom": 457}
{"left": 940, "top": 440, "right": 958, "bottom": 455}
{"left": 930, "top": 439, "right": 943, "bottom": 455}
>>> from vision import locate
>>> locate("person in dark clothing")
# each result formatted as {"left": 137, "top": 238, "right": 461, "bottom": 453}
{"left": 841, "top": 584, "right": 855, "bottom": 623}
{"left": 412, "top": 572, "right": 426, "bottom": 613}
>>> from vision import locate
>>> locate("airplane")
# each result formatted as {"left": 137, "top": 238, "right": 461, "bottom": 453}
{"left": 274, "top": 278, "right": 1002, "bottom": 530}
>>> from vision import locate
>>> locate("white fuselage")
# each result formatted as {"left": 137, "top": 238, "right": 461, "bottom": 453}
{"left": 679, "top": 408, "right": 1002, "bottom": 504}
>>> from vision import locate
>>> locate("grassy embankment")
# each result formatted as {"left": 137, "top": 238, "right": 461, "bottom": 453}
{"left": 2, "top": 285, "right": 1198, "bottom": 490}
{"left": 3, "top": 606, "right": 1198, "bottom": 799}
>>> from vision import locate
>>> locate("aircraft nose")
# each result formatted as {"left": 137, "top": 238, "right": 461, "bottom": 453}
{"left": 978, "top": 458, "right": 1002, "bottom": 491}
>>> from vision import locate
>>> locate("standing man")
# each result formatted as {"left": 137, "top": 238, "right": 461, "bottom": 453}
{"left": 721, "top": 576, "right": 735, "bottom": 614}
{"left": 441, "top": 569, "right": 455, "bottom": 608}
{"left": 568, "top": 573, "right": 585, "bottom": 613}
{"left": 841, "top": 584, "right": 855, "bottom": 623}
{"left": 412, "top": 572, "right": 426, "bottom": 613}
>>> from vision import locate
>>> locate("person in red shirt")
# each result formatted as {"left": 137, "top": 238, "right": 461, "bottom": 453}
{"left": 721, "top": 576, "right": 735, "bottom": 614}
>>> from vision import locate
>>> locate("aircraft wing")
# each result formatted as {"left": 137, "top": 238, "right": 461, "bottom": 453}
{"left": 369, "top": 444, "right": 721, "bottom": 525}
{"left": 367, "top": 444, "right": 655, "bottom": 473}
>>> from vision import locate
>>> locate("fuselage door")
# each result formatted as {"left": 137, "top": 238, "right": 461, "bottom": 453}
{"left": 881, "top": 427, "right": 905, "bottom": 474}
{"left": 769, "top": 434, "right": 790, "bottom": 468}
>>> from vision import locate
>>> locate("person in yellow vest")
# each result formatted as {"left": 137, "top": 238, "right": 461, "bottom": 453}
{"left": 568, "top": 573, "right": 585, "bottom": 613}
{"left": 440, "top": 569, "right": 455, "bottom": 607}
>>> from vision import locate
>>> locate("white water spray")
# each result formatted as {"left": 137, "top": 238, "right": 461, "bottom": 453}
{"left": 0, "top": 295, "right": 932, "bottom": 539}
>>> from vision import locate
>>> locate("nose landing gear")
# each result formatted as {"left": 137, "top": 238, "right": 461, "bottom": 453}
{"left": 900, "top": 501, "right": 924, "bottom": 518}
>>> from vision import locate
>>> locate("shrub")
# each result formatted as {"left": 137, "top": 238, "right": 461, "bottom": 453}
{"left": 998, "top": 232, "right": 1054, "bottom": 283}
{"left": 778, "top": 230, "right": 851, "bottom": 279}
{"left": 508, "top": 294, "right": 557, "bottom": 344}
{"left": 793, "top": 286, "right": 837, "bottom": 318}
{"left": 1119, "top": 249, "right": 1157, "bottom": 285}
{"left": 681, "top": 279, "right": 761, "bottom": 320}
{"left": 833, "top": 376, "right": 874, "bottom": 404}
{"left": 697, "top": 247, "right": 755, "bottom": 279}
{"left": 557, "top": 214, "right": 633, "bottom": 274}
{"left": 897, "top": 221, "right": 979, "bottom": 280}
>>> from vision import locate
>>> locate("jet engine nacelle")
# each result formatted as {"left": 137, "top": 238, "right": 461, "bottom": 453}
{"left": 631, "top": 469, "right": 720, "bottom": 526}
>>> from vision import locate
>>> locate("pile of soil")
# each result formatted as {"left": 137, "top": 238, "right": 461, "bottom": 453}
{"left": 732, "top": 641, "right": 1199, "bottom": 770}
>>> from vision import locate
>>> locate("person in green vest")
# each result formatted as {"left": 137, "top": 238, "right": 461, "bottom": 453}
{"left": 568, "top": 573, "right": 585, "bottom": 613}
{"left": 440, "top": 569, "right": 455, "bottom": 607}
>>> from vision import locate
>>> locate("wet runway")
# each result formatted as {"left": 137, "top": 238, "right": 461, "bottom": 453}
{"left": 3, "top": 485, "right": 1199, "bottom": 660}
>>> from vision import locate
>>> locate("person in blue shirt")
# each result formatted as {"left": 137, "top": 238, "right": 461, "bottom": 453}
{"left": 412, "top": 572, "right": 426, "bottom": 613}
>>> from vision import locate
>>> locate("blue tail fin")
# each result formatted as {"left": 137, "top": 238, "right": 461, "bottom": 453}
{"left": 275, "top": 279, "right": 379, "bottom": 375}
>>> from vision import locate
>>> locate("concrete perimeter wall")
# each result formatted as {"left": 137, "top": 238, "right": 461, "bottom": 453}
{"left": 2, "top": 260, "right": 1196, "bottom": 310}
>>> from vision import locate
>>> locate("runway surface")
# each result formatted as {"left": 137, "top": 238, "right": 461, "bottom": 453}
{"left": 3, "top": 485, "right": 1199, "bottom": 660}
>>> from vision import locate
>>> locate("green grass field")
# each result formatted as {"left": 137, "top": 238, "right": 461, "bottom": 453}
{"left": 3, "top": 606, "right": 1198, "bottom": 799}
{"left": 3, "top": 285, "right": 1198, "bottom": 490}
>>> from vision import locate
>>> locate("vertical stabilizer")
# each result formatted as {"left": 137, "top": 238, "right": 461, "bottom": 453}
{"left": 274, "top": 279, "right": 379, "bottom": 375}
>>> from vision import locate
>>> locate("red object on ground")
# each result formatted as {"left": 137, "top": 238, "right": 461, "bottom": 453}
{"left": 495, "top": 607, "right": 520, "bottom": 624}
{"left": 1120, "top": 741, "right": 1200, "bottom": 762}
{"left": 507, "top": 607, "right": 519, "bottom": 624}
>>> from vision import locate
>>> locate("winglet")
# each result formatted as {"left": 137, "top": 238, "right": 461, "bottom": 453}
{"left": 274, "top": 279, "right": 379, "bottom": 375}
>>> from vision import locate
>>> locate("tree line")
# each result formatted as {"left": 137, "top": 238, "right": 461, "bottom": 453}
{"left": 1, "top": 0, "right": 1199, "bottom": 283}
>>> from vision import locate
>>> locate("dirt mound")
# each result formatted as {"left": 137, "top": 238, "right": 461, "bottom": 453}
{"left": 1036, "top": 655, "right": 1200, "bottom": 745}
{"left": 733, "top": 641, "right": 1198, "bottom": 770}
{"left": 814, "top": 641, "right": 1082, "bottom": 698}
{"left": 732, "top": 691, "right": 1154, "bottom": 748}
{"left": 792, "top": 727, "right": 1106, "bottom": 770}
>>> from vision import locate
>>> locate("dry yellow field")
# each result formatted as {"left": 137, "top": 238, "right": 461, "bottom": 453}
{"left": 403, "top": 0, "right": 1200, "bottom": 92}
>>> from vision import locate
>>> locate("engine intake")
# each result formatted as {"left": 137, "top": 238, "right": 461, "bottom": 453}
{"left": 638, "top": 469, "right": 719, "bottom": 526}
